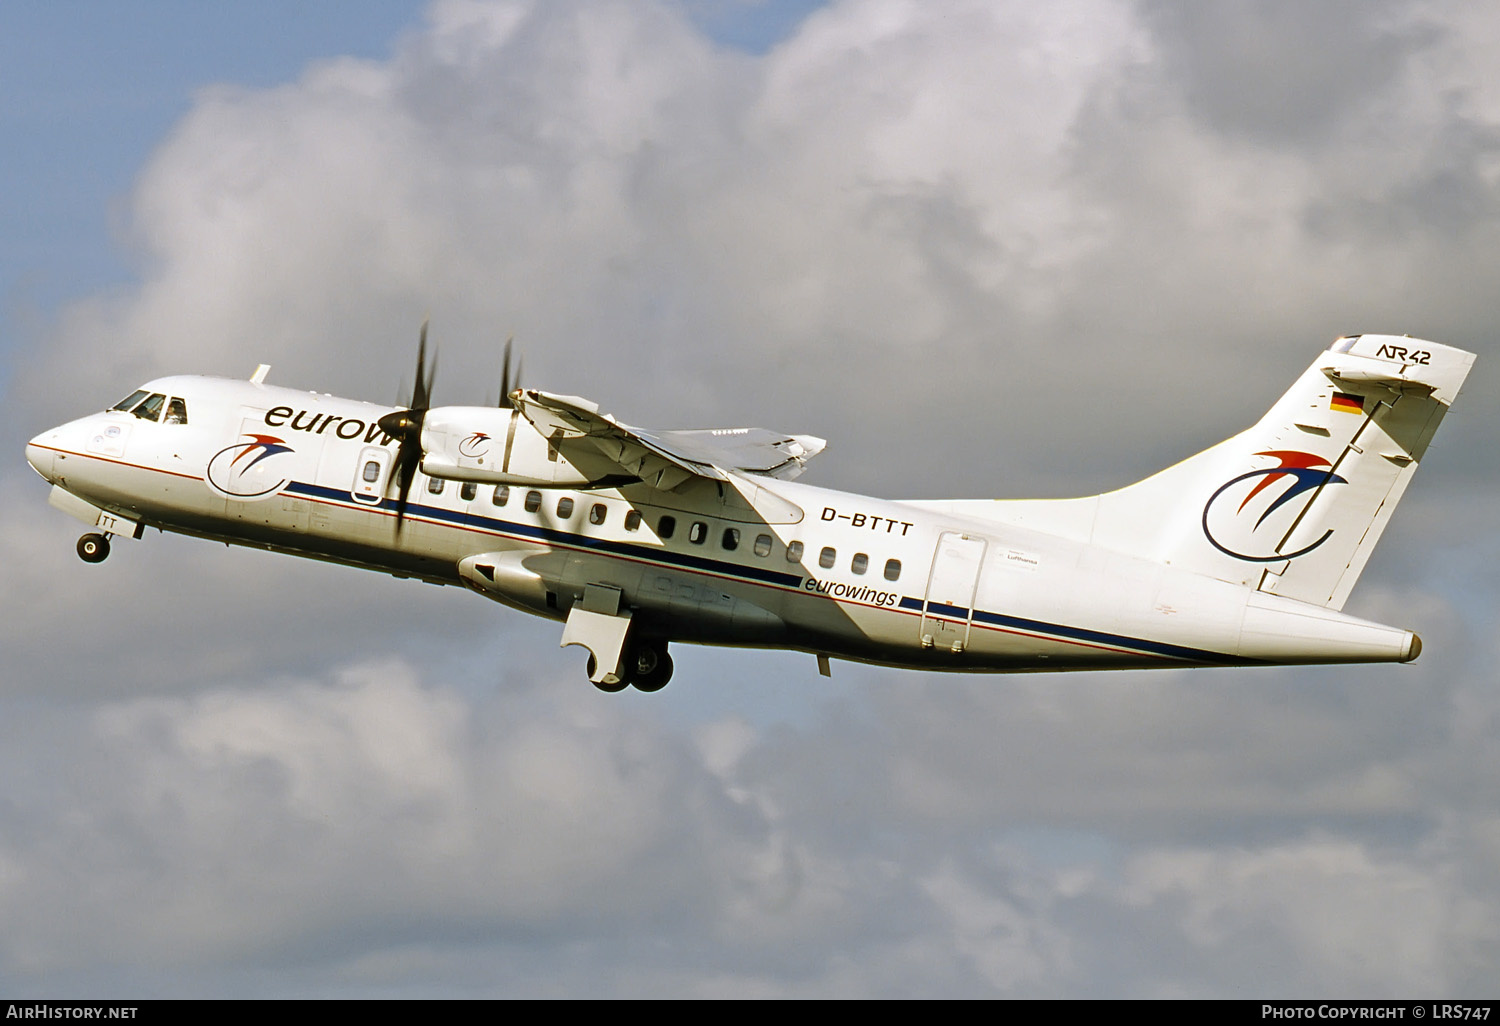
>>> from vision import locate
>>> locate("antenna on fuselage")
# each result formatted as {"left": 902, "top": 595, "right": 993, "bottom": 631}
{"left": 250, "top": 365, "right": 271, "bottom": 385}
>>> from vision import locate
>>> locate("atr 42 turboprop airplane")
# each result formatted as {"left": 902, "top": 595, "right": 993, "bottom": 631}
{"left": 25, "top": 332, "right": 1474, "bottom": 692}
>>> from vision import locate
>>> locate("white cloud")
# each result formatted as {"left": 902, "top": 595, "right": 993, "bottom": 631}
{"left": 0, "top": 660, "right": 797, "bottom": 975}
{"left": 1117, "top": 833, "right": 1499, "bottom": 995}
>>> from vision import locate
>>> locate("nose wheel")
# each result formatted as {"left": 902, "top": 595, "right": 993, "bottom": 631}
{"left": 76, "top": 533, "right": 111, "bottom": 563}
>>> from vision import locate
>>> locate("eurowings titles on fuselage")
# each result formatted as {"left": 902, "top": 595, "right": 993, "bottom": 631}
{"left": 25, "top": 333, "right": 1476, "bottom": 692}
{"left": 263, "top": 404, "right": 397, "bottom": 444}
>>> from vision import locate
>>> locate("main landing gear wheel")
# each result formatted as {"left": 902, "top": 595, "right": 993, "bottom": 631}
{"left": 585, "top": 642, "right": 675, "bottom": 693}
{"left": 587, "top": 656, "right": 629, "bottom": 693}
{"left": 626, "top": 640, "right": 673, "bottom": 693}
{"left": 76, "top": 533, "right": 110, "bottom": 563}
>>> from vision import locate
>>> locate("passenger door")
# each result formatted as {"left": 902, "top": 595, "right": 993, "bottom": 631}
{"left": 920, "top": 532, "right": 986, "bottom": 653}
{"left": 352, "top": 446, "right": 392, "bottom": 505}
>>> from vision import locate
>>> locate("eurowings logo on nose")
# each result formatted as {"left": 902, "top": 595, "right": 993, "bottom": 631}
{"left": 231, "top": 434, "right": 294, "bottom": 471}
{"left": 206, "top": 434, "right": 296, "bottom": 499}
{"left": 1201, "top": 450, "right": 1347, "bottom": 562}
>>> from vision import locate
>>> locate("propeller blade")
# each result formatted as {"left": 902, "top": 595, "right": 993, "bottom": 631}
{"left": 499, "top": 335, "right": 517, "bottom": 409}
{"left": 390, "top": 439, "right": 420, "bottom": 532}
{"left": 412, "top": 318, "right": 435, "bottom": 411}
{"left": 378, "top": 319, "right": 439, "bottom": 536}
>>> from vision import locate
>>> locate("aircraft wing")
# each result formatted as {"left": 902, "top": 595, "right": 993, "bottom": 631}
{"left": 513, "top": 389, "right": 826, "bottom": 491}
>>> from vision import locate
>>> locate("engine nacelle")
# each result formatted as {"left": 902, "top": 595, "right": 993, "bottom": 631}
{"left": 418, "top": 406, "right": 599, "bottom": 487}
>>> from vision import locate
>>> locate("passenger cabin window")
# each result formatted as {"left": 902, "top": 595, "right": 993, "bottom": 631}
{"left": 787, "top": 541, "right": 804, "bottom": 562}
{"left": 754, "top": 534, "right": 772, "bottom": 557}
{"left": 658, "top": 515, "right": 676, "bottom": 539}
{"left": 362, "top": 461, "right": 381, "bottom": 483}
{"left": 819, "top": 546, "right": 836, "bottom": 569}
{"left": 884, "top": 558, "right": 902, "bottom": 582}
{"left": 624, "top": 510, "right": 642, "bottom": 531}
{"left": 524, "top": 490, "right": 542, "bottom": 513}
{"left": 590, "top": 503, "right": 607, "bottom": 525}
{"left": 133, "top": 393, "right": 166, "bottom": 422}
{"left": 461, "top": 482, "right": 477, "bottom": 502}
{"left": 427, "top": 477, "right": 444, "bottom": 495}
{"left": 556, "top": 497, "right": 574, "bottom": 519}
{"left": 493, "top": 485, "right": 510, "bottom": 507}
{"left": 722, "top": 528, "right": 740, "bottom": 551}
{"left": 112, "top": 390, "right": 148, "bottom": 413}
{"left": 689, "top": 522, "right": 708, "bottom": 545}
{"left": 851, "top": 553, "right": 869, "bottom": 575}
{"left": 164, "top": 397, "right": 187, "bottom": 424}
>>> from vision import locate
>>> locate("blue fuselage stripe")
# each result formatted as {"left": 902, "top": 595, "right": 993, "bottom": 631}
{"left": 283, "top": 480, "right": 805, "bottom": 588}
{"left": 898, "top": 591, "right": 1243, "bottom": 664}
{"left": 971, "top": 609, "right": 1251, "bottom": 664}
{"left": 283, "top": 479, "right": 1246, "bottom": 665}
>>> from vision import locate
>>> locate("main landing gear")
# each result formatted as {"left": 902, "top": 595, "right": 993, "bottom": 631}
{"left": 76, "top": 533, "right": 111, "bottom": 563}
{"left": 589, "top": 638, "right": 674, "bottom": 694}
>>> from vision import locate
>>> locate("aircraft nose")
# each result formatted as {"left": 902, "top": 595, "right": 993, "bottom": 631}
{"left": 25, "top": 432, "right": 57, "bottom": 482}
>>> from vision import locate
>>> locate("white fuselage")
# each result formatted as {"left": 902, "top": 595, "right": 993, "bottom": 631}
{"left": 26, "top": 374, "right": 1419, "bottom": 676}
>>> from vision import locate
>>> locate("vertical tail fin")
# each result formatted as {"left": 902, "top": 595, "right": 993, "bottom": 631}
{"left": 953, "top": 336, "right": 1475, "bottom": 609}
{"left": 1091, "top": 335, "right": 1475, "bottom": 607}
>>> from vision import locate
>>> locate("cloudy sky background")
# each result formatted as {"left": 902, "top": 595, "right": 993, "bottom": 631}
{"left": 2, "top": 0, "right": 1498, "bottom": 997}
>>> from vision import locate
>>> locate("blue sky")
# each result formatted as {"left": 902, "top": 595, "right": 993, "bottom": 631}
{"left": 3, "top": 2, "right": 414, "bottom": 312}
{"left": 1, "top": 0, "right": 823, "bottom": 321}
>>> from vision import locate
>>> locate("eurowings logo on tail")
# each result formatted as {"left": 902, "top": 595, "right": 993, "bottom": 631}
{"left": 206, "top": 434, "right": 295, "bottom": 499}
{"left": 1201, "top": 450, "right": 1347, "bottom": 562}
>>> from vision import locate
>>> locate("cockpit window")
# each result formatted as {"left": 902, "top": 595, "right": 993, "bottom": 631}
{"left": 132, "top": 393, "right": 166, "bottom": 422}
{"left": 111, "top": 390, "right": 148, "bottom": 412}
{"left": 164, "top": 397, "right": 188, "bottom": 424}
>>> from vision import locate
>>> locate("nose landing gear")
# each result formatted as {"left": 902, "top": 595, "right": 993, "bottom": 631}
{"left": 76, "top": 533, "right": 111, "bottom": 563}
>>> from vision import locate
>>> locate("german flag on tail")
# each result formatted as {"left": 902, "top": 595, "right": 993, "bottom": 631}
{"left": 1331, "top": 391, "right": 1364, "bottom": 415}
